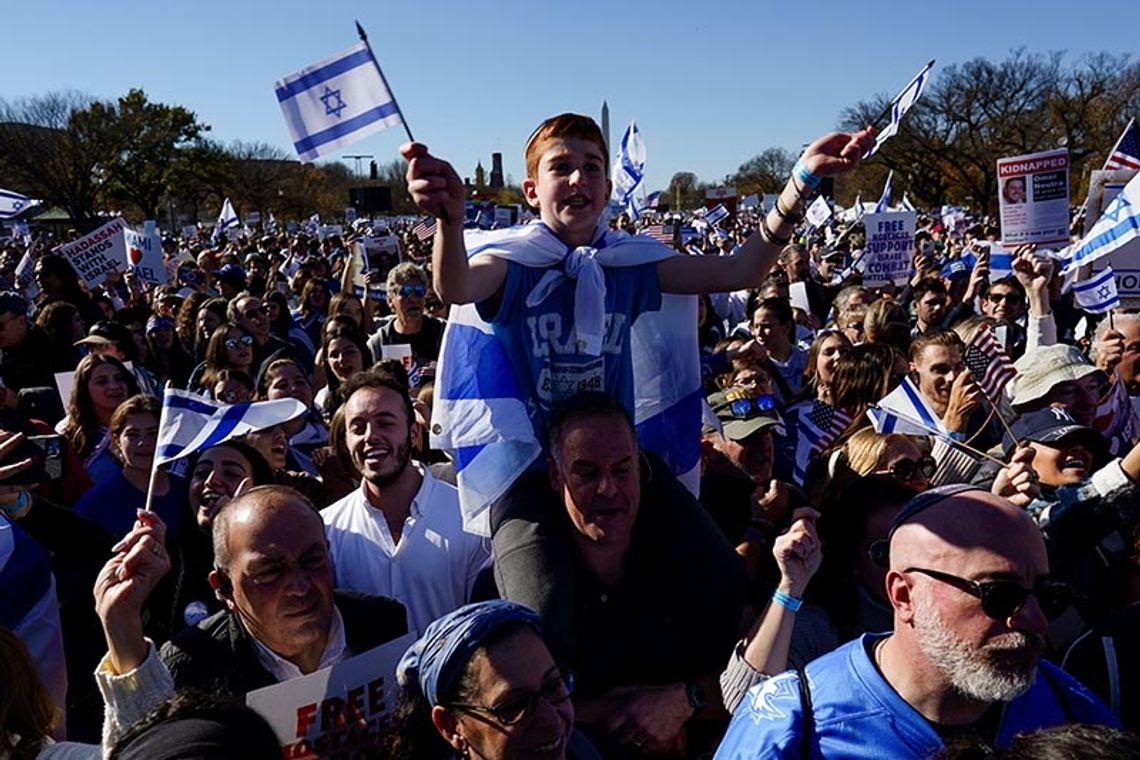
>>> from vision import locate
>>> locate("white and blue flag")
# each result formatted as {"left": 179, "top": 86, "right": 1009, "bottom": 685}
{"left": 1060, "top": 172, "right": 1140, "bottom": 276}
{"left": 875, "top": 171, "right": 894, "bottom": 214}
{"left": 611, "top": 120, "right": 648, "bottom": 220}
{"left": 213, "top": 197, "right": 239, "bottom": 243}
{"left": 1073, "top": 268, "right": 1120, "bottom": 314}
{"left": 706, "top": 204, "right": 730, "bottom": 226}
{"left": 868, "top": 377, "right": 948, "bottom": 437}
{"left": 865, "top": 60, "right": 935, "bottom": 159}
{"left": 275, "top": 41, "right": 404, "bottom": 162}
{"left": 155, "top": 389, "right": 308, "bottom": 465}
{"left": 901, "top": 192, "right": 916, "bottom": 212}
{"left": 0, "top": 188, "right": 40, "bottom": 220}
{"left": 307, "top": 213, "right": 320, "bottom": 236}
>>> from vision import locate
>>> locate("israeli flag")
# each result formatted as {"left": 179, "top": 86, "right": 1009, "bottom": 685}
{"left": 875, "top": 171, "right": 894, "bottom": 214}
{"left": 1073, "top": 268, "right": 1120, "bottom": 314}
{"left": 869, "top": 377, "right": 948, "bottom": 437}
{"left": 265, "top": 212, "right": 277, "bottom": 233}
{"left": 219, "top": 198, "right": 239, "bottom": 230}
{"left": 854, "top": 194, "right": 865, "bottom": 222}
{"left": 706, "top": 204, "right": 730, "bottom": 226}
{"left": 275, "top": 41, "right": 404, "bottom": 162}
{"left": 901, "top": 192, "right": 916, "bottom": 212}
{"left": 307, "top": 213, "right": 320, "bottom": 236}
{"left": 0, "top": 188, "right": 40, "bottom": 220}
{"left": 155, "top": 389, "right": 309, "bottom": 465}
{"left": 612, "top": 121, "right": 648, "bottom": 220}
{"left": 1061, "top": 172, "right": 1140, "bottom": 276}
{"left": 865, "top": 60, "right": 935, "bottom": 159}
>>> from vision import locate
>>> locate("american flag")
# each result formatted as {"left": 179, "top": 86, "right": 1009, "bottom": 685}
{"left": 412, "top": 218, "right": 437, "bottom": 242}
{"left": 1104, "top": 119, "right": 1140, "bottom": 172}
{"left": 641, "top": 224, "right": 673, "bottom": 244}
{"left": 964, "top": 323, "right": 1017, "bottom": 399}
{"left": 792, "top": 400, "right": 853, "bottom": 484}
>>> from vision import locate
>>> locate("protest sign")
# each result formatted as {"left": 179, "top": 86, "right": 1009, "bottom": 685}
{"left": 246, "top": 633, "right": 414, "bottom": 759}
{"left": 997, "top": 148, "right": 1070, "bottom": 248}
{"left": 862, "top": 211, "right": 916, "bottom": 287}
{"left": 494, "top": 205, "right": 516, "bottom": 228}
{"left": 317, "top": 225, "right": 343, "bottom": 241}
{"left": 124, "top": 227, "right": 169, "bottom": 285}
{"left": 805, "top": 196, "right": 832, "bottom": 228}
{"left": 789, "top": 282, "right": 811, "bottom": 315}
{"left": 181, "top": 224, "right": 198, "bottom": 239}
{"left": 246, "top": 211, "right": 262, "bottom": 226}
{"left": 762, "top": 194, "right": 778, "bottom": 213}
{"left": 55, "top": 218, "right": 128, "bottom": 287}
{"left": 741, "top": 194, "right": 759, "bottom": 209}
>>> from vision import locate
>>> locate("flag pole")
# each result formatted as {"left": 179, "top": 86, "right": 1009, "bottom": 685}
{"left": 355, "top": 20, "right": 451, "bottom": 225}
{"left": 143, "top": 383, "right": 173, "bottom": 513}
{"left": 1102, "top": 118, "right": 1135, "bottom": 171}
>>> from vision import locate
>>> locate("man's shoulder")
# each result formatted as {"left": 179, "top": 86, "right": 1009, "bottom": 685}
{"left": 159, "top": 608, "right": 237, "bottom": 682}
{"left": 322, "top": 488, "right": 363, "bottom": 525}
{"left": 333, "top": 589, "right": 408, "bottom": 649}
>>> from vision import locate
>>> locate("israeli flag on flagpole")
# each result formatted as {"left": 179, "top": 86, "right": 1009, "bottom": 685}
{"left": 611, "top": 121, "right": 648, "bottom": 220}
{"left": 865, "top": 59, "right": 935, "bottom": 159}
{"left": 1072, "top": 268, "right": 1120, "bottom": 314}
{"left": 154, "top": 389, "right": 309, "bottom": 465}
{"left": 275, "top": 41, "right": 404, "bottom": 162}
{"left": 901, "top": 192, "right": 916, "bottom": 212}
{"left": 875, "top": 171, "right": 894, "bottom": 213}
{"left": 0, "top": 188, "right": 40, "bottom": 220}
{"left": 1060, "top": 171, "right": 1140, "bottom": 276}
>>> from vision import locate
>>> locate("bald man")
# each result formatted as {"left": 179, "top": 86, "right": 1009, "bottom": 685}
{"left": 714, "top": 486, "right": 1116, "bottom": 759}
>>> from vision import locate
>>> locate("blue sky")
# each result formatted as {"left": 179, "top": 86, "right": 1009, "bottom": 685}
{"left": 3, "top": 1, "right": 1137, "bottom": 193}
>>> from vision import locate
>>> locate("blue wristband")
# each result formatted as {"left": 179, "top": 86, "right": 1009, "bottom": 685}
{"left": 792, "top": 160, "right": 822, "bottom": 190}
{"left": 772, "top": 589, "right": 803, "bottom": 613}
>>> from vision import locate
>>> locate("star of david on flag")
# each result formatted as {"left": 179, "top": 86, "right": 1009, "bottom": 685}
{"left": 275, "top": 40, "right": 405, "bottom": 162}
{"left": 1072, "top": 267, "right": 1120, "bottom": 314}
{"left": 0, "top": 189, "right": 40, "bottom": 220}
{"left": 1060, "top": 171, "right": 1140, "bottom": 276}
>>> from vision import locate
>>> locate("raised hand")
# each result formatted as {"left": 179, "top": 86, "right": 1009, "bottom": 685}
{"left": 800, "top": 128, "right": 876, "bottom": 177}
{"left": 400, "top": 142, "right": 465, "bottom": 223}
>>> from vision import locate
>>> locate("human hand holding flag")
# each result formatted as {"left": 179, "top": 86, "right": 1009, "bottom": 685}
{"left": 401, "top": 142, "right": 466, "bottom": 228}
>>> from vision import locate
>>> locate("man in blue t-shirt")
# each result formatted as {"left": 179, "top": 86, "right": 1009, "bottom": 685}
{"left": 715, "top": 485, "right": 1116, "bottom": 759}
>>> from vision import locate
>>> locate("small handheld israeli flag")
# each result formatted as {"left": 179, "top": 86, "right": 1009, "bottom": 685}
{"left": 611, "top": 120, "right": 648, "bottom": 220}
{"left": 307, "top": 213, "right": 320, "bottom": 236}
{"left": 155, "top": 389, "right": 308, "bottom": 465}
{"left": 706, "top": 204, "right": 729, "bottom": 226}
{"left": 865, "top": 60, "right": 935, "bottom": 159}
{"left": 875, "top": 171, "right": 894, "bottom": 213}
{"left": 0, "top": 188, "right": 40, "bottom": 220}
{"left": 1073, "top": 268, "right": 1120, "bottom": 314}
{"left": 901, "top": 192, "right": 916, "bottom": 212}
{"left": 275, "top": 40, "right": 405, "bottom": 162}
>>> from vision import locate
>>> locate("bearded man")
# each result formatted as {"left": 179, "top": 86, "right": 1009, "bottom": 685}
{"left": 322, "top": 365, "right": 490, "bottom": 635}
{"left": 714, "top": 485, "right": 1117, "bottom": 759}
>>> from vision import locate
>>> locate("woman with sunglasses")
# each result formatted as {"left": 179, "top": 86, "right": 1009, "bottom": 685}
{"left": 841, "top": 428, "right": 935, "bottom": 491}
{"left": 387, "top": 600, "right": 599, "bottom": 759}
{"left": 191, "top": 323, "right": 255, "bottom": 397}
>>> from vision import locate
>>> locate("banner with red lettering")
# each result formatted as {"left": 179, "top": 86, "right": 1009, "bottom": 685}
{"left": 997, "top": 148, "right": 1070, "bottom": 248}
{"left": 54, "top": 217, "right": 128, "bottom": 287}
{"left": 245, "top": 633, "right": 415, "bottom": 759}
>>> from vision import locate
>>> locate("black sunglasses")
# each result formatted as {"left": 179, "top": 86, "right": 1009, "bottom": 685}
{"left": 904, "top": 567, "right": 1074, "bottom": 621}
{"left": 885, "top": 455, "right": 936, "bottom": 482}
{"left": 449, "top": 670, "right": 574, "bottom": 726}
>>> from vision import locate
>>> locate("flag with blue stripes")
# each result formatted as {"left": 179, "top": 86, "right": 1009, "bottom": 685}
{"left": 1060, "top": 172, "right": 1140, "bottom": 276}
{"left": 901, "top": 192, "right": 916, "bottom": 212}
{"left": 307, "top": 213, "right": 320, "bottom": 236}
{"left": 275, "top": 41, "right": 404, "bottom": 162}
{"left": 155, "top": 389, "right": 309, "bottom": 465}
{"left": 612, "top": 120, "right": 648, "bottom": 220}
{"left": 865, "top": 60, "right": 935, "bottom": 159}
{"left": 706, "top": 204, "right": 730, "bottom": 226}
{"left": 875, "top": 171, "right": 894, "bottom": 214}
{"left": 0, "top": 188, "right": 39, "bottom": 220}
{"left": 213, "top": 197, "right": 239, "bottom": 242}
{"left": 1073, "top": 267, "right": 1120, "bottom": 314}
{"left": 432, "top": 221, "right": 700, "bottom": 535}
{"left": 868, "top": 377, "right": 949, "bottom": 437}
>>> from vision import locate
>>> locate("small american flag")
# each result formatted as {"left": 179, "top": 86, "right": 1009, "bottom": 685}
{"left": 792, "top": 399, "right": 852, "bottom": 484}
{"left": 964, "top": 323, "right": 1017, "bottom": 399}
{"left": 642, "top": 224, "right": 673, "bottom": 244}
{"left": 1104, "top": 119, "right": 1140, "bottom": 172}
{"left": 412, "top": 218, "right": 437, "bottom": 242}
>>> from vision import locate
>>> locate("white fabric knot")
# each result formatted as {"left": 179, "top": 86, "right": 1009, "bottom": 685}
{"left": 524, "top": 245, "right": 607, "bottom": 356}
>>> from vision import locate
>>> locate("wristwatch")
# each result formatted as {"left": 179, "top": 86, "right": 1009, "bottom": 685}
{"left": 684, "top": 680, "right": 708, "bottom": 713}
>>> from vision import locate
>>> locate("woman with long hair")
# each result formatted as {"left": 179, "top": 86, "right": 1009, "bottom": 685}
{"left": 33, "top": 301, "right": 86, "bottom": 373}
{"left": 72, "top": 394, "right": 186, "bottom": 540}
{"left": 191, "top": 323, "right": 255, "bottom": 396}
{"left": 173, "top": 291, "right": 209, "bottom": 359}
{"left": 315, "top": 327, "right": 373, "bottom": 423}
{"left": 0, "top": 627, "right": 59, "bottom": 759}
{"left": 192, "top": 298, "right": 228, "bottom": 363}
{"left": 294, "top": 277, "right": 330, "bottom": 347}
{"left": 143, "top": 315, "right": 195, "bottom": 388}
{"left": 60, "top": 354, "right": 141, "bottom": 484}
{"left": 265, "top": 289, "right": 316, "bottom": 358}
{"left": 795, "top": 329, "right": 852, "bottom": 406}
{"left": 32, "top": 253, "right": 101, "bottom": 326}
{"left": 328, "top": 290, "right": 369, "bottom": 335}
{"left": 257, "top": 357, "right": 328, "bottom": 471}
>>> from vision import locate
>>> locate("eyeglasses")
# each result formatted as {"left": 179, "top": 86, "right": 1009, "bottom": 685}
{"left": 242, "top": 305, "right": 270, "bottom": 320}
{"left": 986, "top": 292, "right": 1023, "bottom": 305}
{"left": 449, "top": 671, "right": 574, "bottom": 726}
{"left": 397, "top": 284, "right": 428, "bottom": 298}
{"left": 224, "top": 334, "right": 254, "bottom": 350}
{"left": 728, "top": 394, "right": 776, "bottom": 418}
{"left": 904, "top": 567, "right": 1074, "bottom": 621}
{"left": 883, "top": 455, "right": 936, "bottom": 482}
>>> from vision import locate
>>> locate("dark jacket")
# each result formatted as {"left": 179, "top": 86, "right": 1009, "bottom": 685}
{"left": 160, "top": 590, "right": 407, "bottom": 695}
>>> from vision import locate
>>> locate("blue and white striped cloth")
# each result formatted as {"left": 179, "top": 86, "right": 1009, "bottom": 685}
{"left": 1073, "top": 267, "right": 1120, "bottom": 314}
{"left": 155, "top": 388, "right": 308, "bottom": 464}
{"left": 867, "top": 377, "right": 949, "bottom": 437}
{"left": 875, "top": 171, "right": 894, "bottom": 214}
{"left": 431, "top": 221, "right": 701, "bottom": 535}
{"left": 1061, "top": 172, "right": 1140, "bottom": 276}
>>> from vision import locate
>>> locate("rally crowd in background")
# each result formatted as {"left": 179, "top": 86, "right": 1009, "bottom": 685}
{"left": 0, "top": 114, "right": 1138, "bottom": 759}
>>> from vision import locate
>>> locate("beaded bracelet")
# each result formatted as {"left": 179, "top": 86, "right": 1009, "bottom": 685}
{"left": 792, "top": 159, "right": 822, "bottom": 191}
{"left": 0, "top": 490, "right": 32, "bottom": 520}
{"left": 772, "top": 589, "right": 803, "bottom": 613}
{"left": 774, "top": 195, "right": 805, "bottom": 224}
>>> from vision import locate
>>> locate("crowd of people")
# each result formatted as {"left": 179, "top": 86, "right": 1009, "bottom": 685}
{"left": 0, "top": 112, "right": 1137, "bottom": 758}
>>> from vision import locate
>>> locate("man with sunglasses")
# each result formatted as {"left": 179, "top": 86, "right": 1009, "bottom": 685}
{"left": 715, "top": 486, "right": 1115, "bottom": 759}
{"left": 367, "top": 262, "right": 445, "bottom": 375}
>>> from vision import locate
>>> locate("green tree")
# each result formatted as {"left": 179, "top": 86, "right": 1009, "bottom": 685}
{"left": 730, "top": 147, "right": 795, "bottom": 196}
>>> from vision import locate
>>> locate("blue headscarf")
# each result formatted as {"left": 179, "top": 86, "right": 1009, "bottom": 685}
{"left": 397, "top": 600, "right": 543, "bottom": 706}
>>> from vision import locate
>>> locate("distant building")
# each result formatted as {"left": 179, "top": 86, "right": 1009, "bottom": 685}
{"left": 490, "top": 153, "right": 504, "bottom": 190}
{"left": 474, "top": 161, "right": 486, "bottom": 190}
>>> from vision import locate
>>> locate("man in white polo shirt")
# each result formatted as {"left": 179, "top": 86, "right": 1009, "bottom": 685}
{"left": 322, "top": 365, "right": 490, "bottom": 634}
